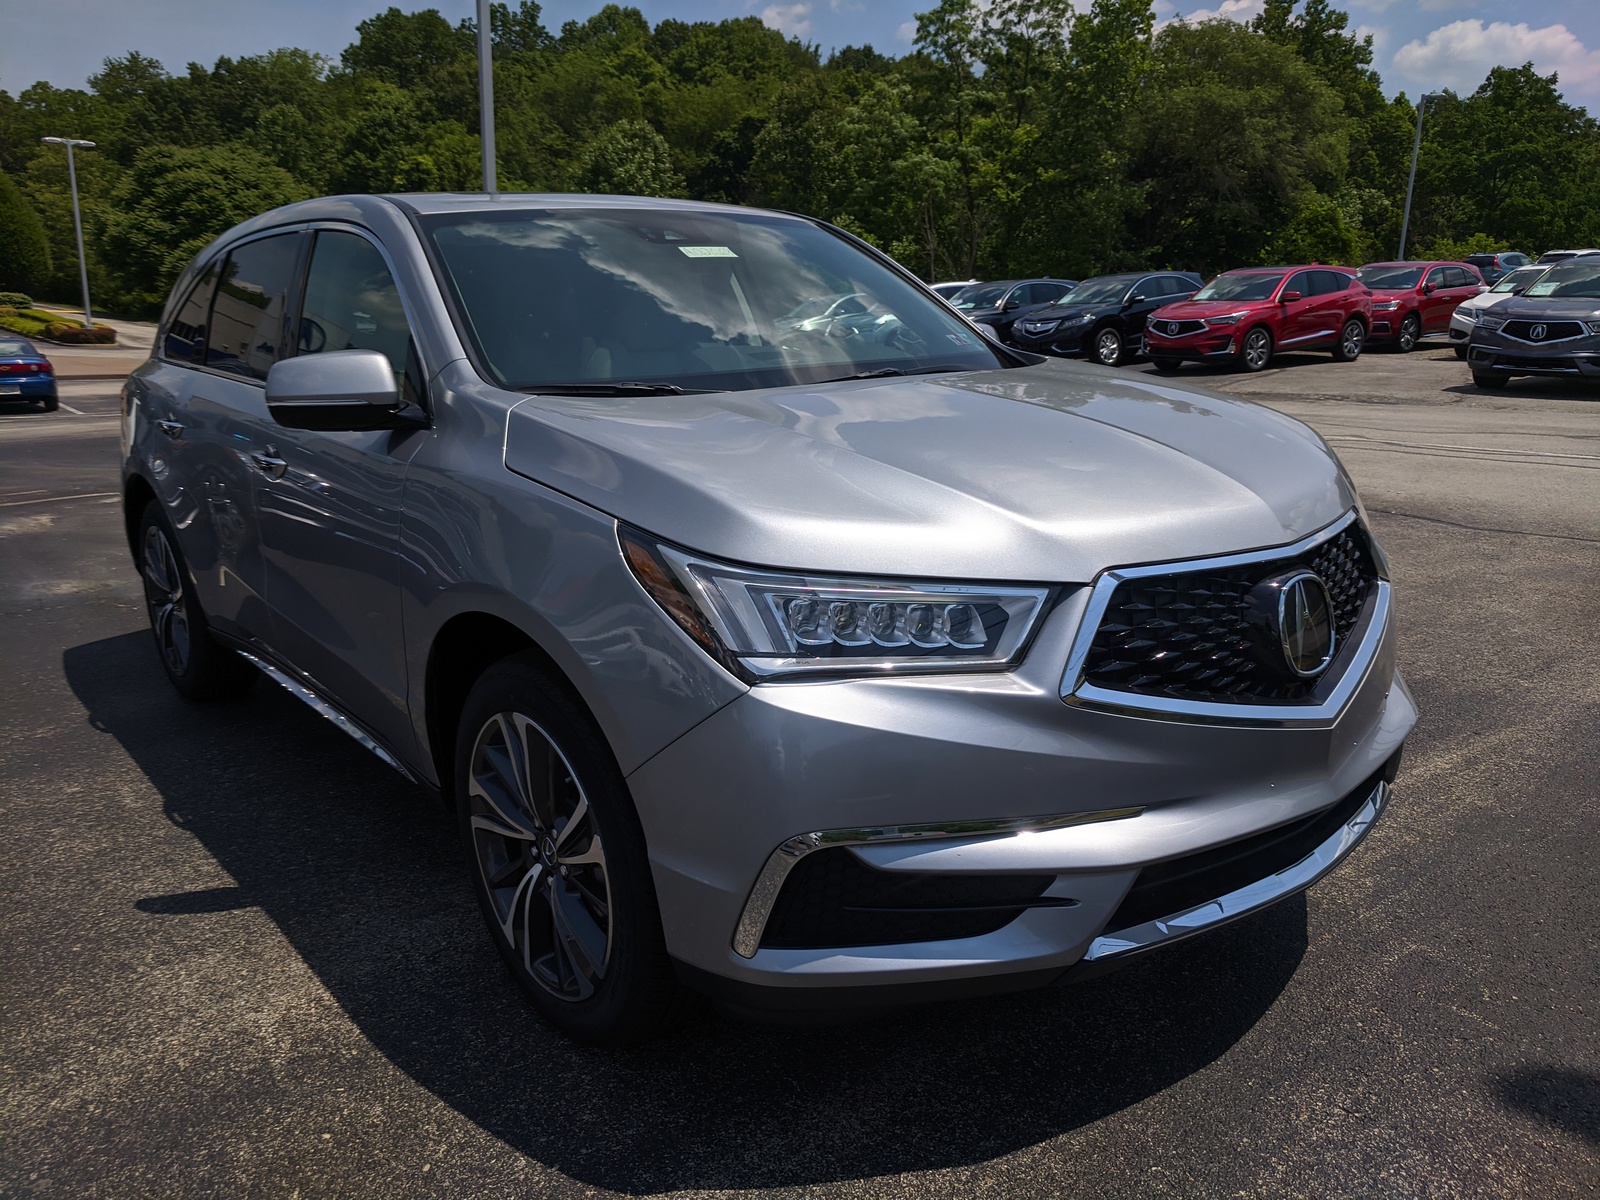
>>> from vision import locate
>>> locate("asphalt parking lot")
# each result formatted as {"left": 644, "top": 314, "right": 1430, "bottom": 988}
{"left": 3, "top": 346, "right": 1597, "bottom": 1198}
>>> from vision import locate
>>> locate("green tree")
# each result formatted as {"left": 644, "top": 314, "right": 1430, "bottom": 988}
{"left": 574, "top": 118, "right": 685, "bottom": 196}
{"left": 0, "top": 171, "right": 53, "bottom": 294}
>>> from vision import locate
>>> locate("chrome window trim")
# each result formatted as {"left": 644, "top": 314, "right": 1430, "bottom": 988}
{"left": 1058, "top": 510, "right": 1391, "bottom": 726}
{"left": 731, "top": 806, "right": 1144, "bottom": 959}
{"left": 1082, "top": 779, "right": 1388, "bottom": 962}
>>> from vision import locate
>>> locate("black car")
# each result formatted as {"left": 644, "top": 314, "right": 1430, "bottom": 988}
{"left": 1009, "top": 272, "right": 1203, "bottom": 366}
{"left": 0, "top": 336, "right": 57, "bottom": 410}
{"left": 1466, "top": 256, "right": 1600, "bottom": 388}
{"left": 949, "top": 278, "right": 1077, "bottom": 343}
{"left": 1464, "top": 251, "right": 1532, "bottom": 285}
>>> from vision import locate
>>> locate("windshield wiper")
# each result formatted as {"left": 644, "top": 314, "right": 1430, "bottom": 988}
{"left": 816, "top": 365, "right": 970, "bottom": 383}
{"left": 520, "top": 381, "right": 709, "bottom": 396}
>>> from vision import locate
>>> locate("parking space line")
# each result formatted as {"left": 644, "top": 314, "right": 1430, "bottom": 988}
{"left": 57, "top": 402, "right": 86, "bottom": 415}
{"left": 0, "top": 491, "right": 118, "bottom": 508}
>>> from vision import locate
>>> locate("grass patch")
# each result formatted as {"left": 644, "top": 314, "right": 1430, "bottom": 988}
{"left": 0, "top": 308, "right": 116, "bottom": 344}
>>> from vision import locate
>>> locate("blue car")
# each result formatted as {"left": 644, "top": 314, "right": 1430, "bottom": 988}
{"left": 0, "top": 337, "right": 58, "bottom": 410}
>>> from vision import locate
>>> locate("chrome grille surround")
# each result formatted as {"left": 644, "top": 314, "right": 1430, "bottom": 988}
{"left": 1060, "top": 511, "right": 1391, "bottom": 726}
{"left": 1501, "top": 319, "right": 1586, "bottom": 343}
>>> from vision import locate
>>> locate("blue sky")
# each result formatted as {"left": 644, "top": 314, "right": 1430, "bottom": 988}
{"left": 2, "top": 0, "right": 1596, "bottom": 112}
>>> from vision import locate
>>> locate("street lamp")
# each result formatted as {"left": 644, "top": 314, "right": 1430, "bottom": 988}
{"left": 1397, "top": 92, "right": 1444, "bottom": 261}
{"left": 476, "top": 0, "right": 496, "bottom": 193}
{"left": 39, "top": 136, "right": 97, "bottom": 331}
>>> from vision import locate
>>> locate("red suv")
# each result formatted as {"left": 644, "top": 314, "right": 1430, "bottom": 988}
{"left": 1143, "top": 266, "right": 1371, "bottom": 373}
{"left": 1354, "top": 261, "right": 1485, "bottom": 352}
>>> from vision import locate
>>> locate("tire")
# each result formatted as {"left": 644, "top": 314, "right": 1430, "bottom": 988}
{"left": 1240, "top": 326, "right": 1273, "bottom": 372}
{"left": 1149, "top": 357, "right": 1182, "bottom": 373}
{"left": 1454, "top": 345, "right": 1467, "bottom": 360}
{"left": 137, "top": 503, "right": 257, "bottom": 701}
{"left": 1472, "top": 370, "right": 1511, "bottom": 390}
{"left": 41, "top": 393, "right": 59, "bottom": 412}
{"left": 1093, "top": 325, "right": 1125, "bottom": 367}
{"left": 1333, "top": 319, "right": 1364, "bottom": 362}
{"left": 1395, "top": 313, "right": 1420, "bottom": 353}
{"left": 456, "top": 653, "right": 683, "bottom": 1044}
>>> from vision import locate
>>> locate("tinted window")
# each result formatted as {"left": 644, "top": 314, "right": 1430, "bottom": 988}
{"left": 1424, "top": 266, "right": 1452, "bottom": 289}
{"left": 1283, "top": 271, "right": 1314, "bottom": 297}
{"left": 1452, "top": 266, "right": 1478, "bottom": 287}
{"left": 298, "top": 231, "right": 412, "bottom": 376}
{"left": 206, "top": 234, "right": 302, "bottom": 381}
{"left": 423, "top": 210, "right": 1007, "bottom": 391}
{"left": 165, "top": 260, "right": 221, "bottom": 364}
{"left": 1312, "top": 270, "right": 1349, "bottom": 295}
{"left": 1034, "top": 283, "right": 1070, "bottom": 303}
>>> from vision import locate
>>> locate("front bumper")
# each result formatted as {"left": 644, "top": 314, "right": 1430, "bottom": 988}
{"left": 1012, "top": 323, "right": 1091, "bottom": 357}
{"left": 1142, "top": 328, "right": 1240, "bottom": 361}
{"left": 1468, "top": 333, "right": 1600, "bottom": 378}
{"left": 628, "top": 568, "right": 1414, "bottom": 1005}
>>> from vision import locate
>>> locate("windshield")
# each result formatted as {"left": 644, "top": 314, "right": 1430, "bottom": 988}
{"left": 1053, "top": 276, "right": 1136, "bottom": 307}
{"left": 1356, "top": 265, "right": 1425, "bottom": 290}
{"left": 950, "top": 284, "right": 1009, "bottom": 311}
{"left": 1491, "top": 266, "right": 1547, "bottom": 293}
{"left": 421, "top": 209, "right": 1008, "bottom": 392}
{"left": 1523, "top": 260, "right": 1600, "bottom": 299}
{"left": 1191, "top": 272, "right": 1285, "bottom": 302}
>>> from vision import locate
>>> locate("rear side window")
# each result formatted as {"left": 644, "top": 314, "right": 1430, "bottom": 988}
{"left": 1451, "top": 266, "right": 1478, "bottom": 287}
{"left": 164, "top": 260, "right": 221, "bottom": 364}
{"left": 1425, "top": 266, "right": 1452, "bottom": 289}
{"left": 1035, "top": 283, "right": 1069, "bottom": 303}
{"left": 1283, "top": 271, "right": 1314, "bottom": 297}
{"left": 206, "top": 234, "right": 303, "bottom": 381}
{"left": 297, "top": 231, "right": 412, "bottom": 376}
{"left": 1312, "top": 270, "right": 1349, "bottom": 294}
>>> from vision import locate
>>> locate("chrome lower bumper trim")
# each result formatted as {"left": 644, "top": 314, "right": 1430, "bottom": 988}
{"left": 1081, "top": 779, "right": 1388, "bottom": 963}
{"left": 731, "top": 806, "right": 1144, "bottom": 959}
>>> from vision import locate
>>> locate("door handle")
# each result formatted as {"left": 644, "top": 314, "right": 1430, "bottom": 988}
{"left": 156, "top": 418, "right": 184, "bottom": 439}
{"left": 250, "top": 448, "right": 288, "bottom": 480}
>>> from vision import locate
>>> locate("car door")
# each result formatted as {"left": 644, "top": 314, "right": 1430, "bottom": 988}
{"left": 1122, "top": 276, "right": 1169, "bottom": 336}
{"left": 1420, "top": 266, "right": 1456, "bottom": 332}
{"left": 254, "top": 226, "right": 429, "bottom": 752}
{"left": 160, "top": 233, "right": 304, "bottom": 641}
{"left": 1277, "top": 270, "right": 1327, "bottom": 346}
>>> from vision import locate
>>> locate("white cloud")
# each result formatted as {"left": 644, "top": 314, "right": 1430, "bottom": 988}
{"left": 896, "top": 20, "right": 916, "bottom": 44}
{"left": 760, "top": 3, "right": 813, "bottom": 37}
{"left": 1170, "top": 0, "right": 1265, "bottom": 25}
{"left": 1393, "top": 20, "right": 1600, "bottom": 98}
{"left": 1354, "top": 23, "right": 1389, "bottom": 54}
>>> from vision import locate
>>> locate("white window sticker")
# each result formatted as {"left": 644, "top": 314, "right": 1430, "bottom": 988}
{"left": 946, "top": 332, "right": 975, "bottom": 345}
{"left": 679, "top": 245, "right": 739, "bottom": 258}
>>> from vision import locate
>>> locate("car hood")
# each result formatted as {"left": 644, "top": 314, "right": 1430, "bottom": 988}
{"left": 1365, "top": 288, "right": 1419, "bottom": 302}
{"left": 1150, "top": 299, "right": 1271, "bottom": 320}
{"left": 1495, "top": 296, "right": 1600, "bottom": 319}
{"left": 498, "top": 359, "right": 1351, "bottom": 582}
{"left": 1020, "top": 305, "right": 1106, "bottom": 325}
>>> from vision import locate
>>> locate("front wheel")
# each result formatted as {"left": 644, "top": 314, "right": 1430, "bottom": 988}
{"left": 1333, "top": 319, "right": 1364, "bottom": 362}
{"left": 138, "top": 503, "right": 257, "bottom": 701}
{"left": 457, "top": 654, "right": 683, "bottom": 1044}
{"left": 1396, "top": 313, "right": 1420, "bottom": 353}
{"left": 1472, "top": 370, "right": 1511, "bottom": 390}
{"left": 1240, "top": 327, "right": 1273, "bottom": 372}
{"left": 1454, "top": 344, "right": 1468, "bottom": 360}
{"left": 1093, "top": 326, "right": 1126, "bottom": 367}
{"left": 1149, "top": 356, "right": 1181, "bottom": 373}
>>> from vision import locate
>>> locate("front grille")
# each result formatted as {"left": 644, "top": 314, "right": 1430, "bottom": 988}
{"left": 1151, "top": 319, "right": 1205, "bottom": 336}
{"left": 1501, "top": 320, "right": 1586, "bottom": 342}
{"left": 1100, "top": 759, "right": 1395, "bottom": 935}
{"left": 1495, "top": 354, "right": 1585, "bottom": 372}
{"left": 1079, "top": 524, "right": 1380, "bottom": 704}
{"left": 759, "top": 847, "right": 1061, "bottom": 950}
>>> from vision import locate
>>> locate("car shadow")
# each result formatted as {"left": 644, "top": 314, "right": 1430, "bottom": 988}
{"left": 1443, "top": 376, "right": 1600, "bottom": 400}
{"left": 65, "top": 630, "right": 1308, "bottom": 1190}
{"left": 1490, "top": 1066, "right": 1600, "bottom": 1146}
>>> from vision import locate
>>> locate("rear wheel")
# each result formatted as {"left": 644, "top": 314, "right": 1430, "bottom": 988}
{"left": 41, "top": 394, "right": 59, "bottom": 412}
{"left": 1333, "top": 319, "right": 1364, "bottom": 362}
{"left": 457, "top": 654, "right": 683, "bottom": 1044}
{"left": 1472, "top": 370, "right": 1511, "bottom": 390}
{"left": 1093, "top": 326, "right": 1126, "bottom": 367}
{"left": 137, "top": 503, "right": 257, "bottom": 700}
{"left": 1396, "top": 313, "right": 1421, "bottom": 353}
{"left": 1240, "top": 327, "right": 1273, "bottom": 372}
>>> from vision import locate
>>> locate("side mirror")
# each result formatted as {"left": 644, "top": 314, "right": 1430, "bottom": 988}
{"left": 1422, "top": 282, "right": 1436, "bottom": 294}
{"left": 1280, "top": 290, "right": 1302, "bottom": 303}
{"left": 1004, "top": 296, "right": 1023, "bottom": 310}
{"left": 1127, "top": 294, "right": 1147, "bottom": 306}
{"left": 265, "top": 349, "right": 419, "bottom": 432}
{"left": 1509, "top": 285, "right": 1527, "bottom": 295}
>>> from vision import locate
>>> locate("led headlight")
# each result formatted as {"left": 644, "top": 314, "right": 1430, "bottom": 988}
{"left": 1476, "top": 314, "right": 1506, "bottom": 330}
{"left": 1586, "top": 319, "right": 1600, "bottom": 334}
{"left": 1372, "top": 300, "right": 1401, "bottom": 311}
{"left": 620, "top": 528, "right": 1051, "bottom": 679}
{"left": 1205, "top": 311, "right": 1249, "bottom": 327}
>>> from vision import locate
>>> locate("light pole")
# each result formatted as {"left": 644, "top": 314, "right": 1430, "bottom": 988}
{"left": 476, "top": 0, "right": 496, "bottom": 194}
{"left": 1397, "top": 92, "right": 1444, "bottom": 261}
{"left": 40, "top": 136, "right": 97, "bottom": 331}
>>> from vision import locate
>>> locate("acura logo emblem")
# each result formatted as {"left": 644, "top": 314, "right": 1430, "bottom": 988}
{"left": 1166, "top": 322, "right": 1179, "bottom": 335}
{"left": 1276, "top": 572, "right": 1336, "bottom": 678}
{"left": 1529, "top": 324, "right": 1547, "bottom": 340}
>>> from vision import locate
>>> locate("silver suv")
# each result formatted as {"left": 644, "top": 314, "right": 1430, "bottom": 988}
{"left": 122, "top": 195, "right": 1414, "bottom": 1042}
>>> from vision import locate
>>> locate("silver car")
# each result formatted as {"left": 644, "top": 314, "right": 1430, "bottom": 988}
{"left": 121, "top": 194, "right": 1414, "bottom": 1043}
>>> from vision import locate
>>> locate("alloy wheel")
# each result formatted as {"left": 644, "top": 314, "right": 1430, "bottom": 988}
{"left": 141, "top": 524, "right": 192, "bottom": 675}
{"left": 1096, "top": 328, "right": 1123, "bottom": 366}
{"left": 1243, "top": 329, "right": 1272, "bottom": 371}
{"left": 468, "top": 711, "right": 612, "bottom": 1002}
{"left": 1398, "top": 315, "right": 1419, "bottom": 352}
{"left": 1339, "top": 320, "right": 1364, "bottom": 361}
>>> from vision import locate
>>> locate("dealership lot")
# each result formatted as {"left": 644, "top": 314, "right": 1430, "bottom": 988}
{"left": 2, "top": 350, "right": 1597, "bottom": 1197}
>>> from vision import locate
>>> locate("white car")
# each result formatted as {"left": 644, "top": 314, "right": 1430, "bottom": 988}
{"left": 1447, "top": 264, "right": 1548, "bottom": 358}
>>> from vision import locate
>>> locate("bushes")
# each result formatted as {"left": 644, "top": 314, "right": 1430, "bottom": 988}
{"left": 0, "top": 291, "right": 32, "bottom": 307}
{"left": 0, "top": 307, "right": 117, "bottom": 343}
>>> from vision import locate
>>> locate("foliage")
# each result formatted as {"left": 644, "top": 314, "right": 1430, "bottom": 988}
{"left": 0, "top": 172, "right": 53, "bottom": 294}
{"left": 0, "top": 292, "right": 33, "bottom": 307}
{"left": 0, "top": 0, "right": 1596, "bottom": 316}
